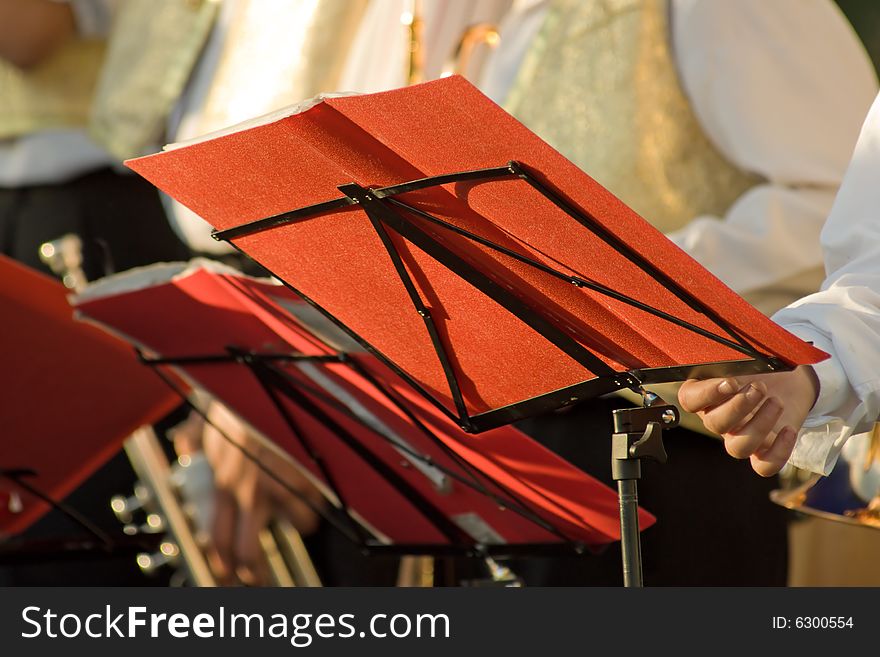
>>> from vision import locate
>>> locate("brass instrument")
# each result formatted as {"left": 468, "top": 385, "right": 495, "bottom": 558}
{"left": 396, "top": 555, "right": 434, "bottom": 587}
{"left": 404, "top": 1, "right": 501, "bottom": 85}
{"left": 403, "top": 1, "right": 425, "bottom": 85}
{"left": 113, "top": 429, "right": 217, "bottom": 585}
{"left": 440, "top": 23, "right": 501, "bottom": 79}
{"left": 38, "top": 234, "right": 88, "bottom": 291}
{"left": 39, "top": 235, "right": 321, "bottom": 586}
{"left": 771, "top": 423, "right": 880, "bottom": 530}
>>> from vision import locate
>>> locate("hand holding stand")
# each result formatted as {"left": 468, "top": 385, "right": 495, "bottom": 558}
{"left": 611, "top": 394, "right": 679, "bottom": 587}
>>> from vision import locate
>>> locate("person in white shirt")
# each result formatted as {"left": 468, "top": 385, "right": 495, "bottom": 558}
{"left": 0, "top": 0, "right": 188, "bottom": 279}
{"left": 481, "top": 0, "right": 878, "bottom": 316}
{"left": 477, "top": 0, "right": 879, "bottom": 585}
{"left": 679, "top": 89, "right": 880, "bottom": 483}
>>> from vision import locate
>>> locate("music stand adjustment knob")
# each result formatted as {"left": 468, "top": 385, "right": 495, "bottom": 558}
{"left": 609, "top": 403, "right": 680, "bottom": 587}
{"left": 628, "top": 422, "right": 667, "bottom": 464}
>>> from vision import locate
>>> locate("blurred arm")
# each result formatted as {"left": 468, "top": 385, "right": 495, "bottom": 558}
{"left": 0, "top": 0, "right": 75, "bottom": 69}
{"left": 679, "top": 90, "right": 880, "bottom": 476}
{"left": 667, "top": 0, "right": 878, "bottom": 298}
{"left": 774, "top": 89, "right": 880, "bottom": 475}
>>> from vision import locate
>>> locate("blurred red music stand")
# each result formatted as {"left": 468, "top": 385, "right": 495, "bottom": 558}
{"left": 126, "top": 76, "right": 827, "bottom": 585}
{"left": 74, "top": 262, "right": 648, "bottom": 572}
{"left": 0, "top": 256, "right": 180, "bottom": 561}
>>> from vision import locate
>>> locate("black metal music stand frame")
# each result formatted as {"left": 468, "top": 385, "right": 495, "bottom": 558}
{"left": 140, "top": 347, "right": 593, "bottom": 566}
{"left": 208, "top": 160, "right": 791, "bottom": 586}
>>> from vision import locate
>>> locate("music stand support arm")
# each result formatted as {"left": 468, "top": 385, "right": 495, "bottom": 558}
{"left": 611, "top": 397, "right": 679, "bottom": 587}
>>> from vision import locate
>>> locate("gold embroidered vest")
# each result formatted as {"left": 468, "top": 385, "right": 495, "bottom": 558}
{"left": 90, "top": 0, "right": 367, "bottom": 160}
{"left": 505, "top": 0, "right": 761, "bottom": 235}
{"left": 0, "top": 39, "right": 105, "bottom": 140}
{"left": 0, "top": 0, "right": 217, "bottom": 157}
{"left": 89, "top": 0, "right": 220, "bottom": 160}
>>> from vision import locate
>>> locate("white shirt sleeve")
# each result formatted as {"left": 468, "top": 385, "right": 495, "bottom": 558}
{"left": 773, "top": 90, "right": 880, "bottom": 475}
{"left": 477, "top": 0, "right": 549, "bottom": 105}
{"left": 666, "top": 0, "right": 877, "bottom": 297}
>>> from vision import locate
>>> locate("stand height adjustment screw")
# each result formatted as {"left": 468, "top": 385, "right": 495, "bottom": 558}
{"left": 628, "top": 422, "right": 667, "bottom": 464}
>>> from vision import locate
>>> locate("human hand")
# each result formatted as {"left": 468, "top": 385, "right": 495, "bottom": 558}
{"left": 170, "top": 402, "right": 324, "bottom": 585}
{"left": 678, "top": 366, "right": 820, "bottom": 476}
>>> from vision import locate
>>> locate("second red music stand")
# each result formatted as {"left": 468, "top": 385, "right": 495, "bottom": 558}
{"left": 74, "top": 262, "right": 647, "bottom": 570}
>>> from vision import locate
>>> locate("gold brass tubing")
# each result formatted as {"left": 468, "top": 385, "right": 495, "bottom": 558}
{"left": 396, "top": 555, "right": 435, "bottom": 587}
{"left": 270, "top": 517, "right": 323, "bottom": 587}
{"left": 404, "top": 0, "right": 425, "bottom": 85}
{"left": 442, "top": 23, "right": 501, "bottom": 78}
{"left": 123, "top": 427, "right": 217, "bottom": 586}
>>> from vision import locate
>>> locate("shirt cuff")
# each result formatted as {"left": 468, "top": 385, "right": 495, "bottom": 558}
{"left": 788, "top": 419, "right": 851, "bottom": 475}
{"left": 775, "top": 323, "right": 851, "bottom": 419}
{"left": 774, "top": 323, "right": 854, "bottom": 475}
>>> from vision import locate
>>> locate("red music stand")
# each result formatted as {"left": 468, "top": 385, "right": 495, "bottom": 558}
{"left": 74, "top": 261, "right": 649, "bottom": 573}
{"left": 125, "top": 76, "right": 827, "bottom": 585}
{"left": 0, "top": 256, "right": 180, "bottom": 561}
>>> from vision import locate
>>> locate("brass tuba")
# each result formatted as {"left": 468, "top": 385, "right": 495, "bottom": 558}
{"left": 404, "top": 0, "right": 501, "bottom": 85}
{"left": 771, "top": 424, "right": 880, "bottom": 530}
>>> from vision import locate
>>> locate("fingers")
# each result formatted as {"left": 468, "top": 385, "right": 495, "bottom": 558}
{"left": 679, "top": 377, "right": 740, "bottom": 413}
{"left": 264, "top": 459, "right": 324, "bottom": 536}
{"left": 271, "top": 486, "right": 323, "bottom": 536}
{"left": 698, "top": 382, "right": 767, "bottom": 436}
{"left": 750, "top": 426, "right": 798, "bottom": 477}
{"left": 681, "top": 370, "right": 813, "bottom": 478}
{"left": 722, "top": 397, "right": 783, "bottom": 459}
{"left": 168, "top": 411, "right": 205, "bottom": 457}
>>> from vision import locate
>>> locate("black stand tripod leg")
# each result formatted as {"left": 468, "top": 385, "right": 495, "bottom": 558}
{"left": 617, "top": 478, "right": 643, "bottom": 587}
{"left": 611, "top": 401, "right": 679, "bottom": 588}
{"left": 611, "top": 436, "right": 644, "bottom": 588}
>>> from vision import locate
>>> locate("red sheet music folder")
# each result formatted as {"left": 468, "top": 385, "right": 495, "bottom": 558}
{"left": 126, "top": 76, "right": 826, "bottom": 432}
{"left": 73, "top": 262, "right": 651, "bottom": 549}
{"left": 0, "top": 256, "right": 180, "bottom": 536}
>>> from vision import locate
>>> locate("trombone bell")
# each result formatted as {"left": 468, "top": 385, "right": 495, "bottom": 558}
{"left": 771, "top": 428, "right": 880, "bottom": 530}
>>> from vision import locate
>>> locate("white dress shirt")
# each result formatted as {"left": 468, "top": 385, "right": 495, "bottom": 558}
{"left": 775, "top": 90, "right": 880, "bottom": 475}
{"left": 479, "top": 0, "right": 877, "bottom": 304}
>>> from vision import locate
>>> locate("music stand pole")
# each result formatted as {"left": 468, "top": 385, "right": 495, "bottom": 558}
{"left": 611, "top": 396, "right": 679, "bottom": 587}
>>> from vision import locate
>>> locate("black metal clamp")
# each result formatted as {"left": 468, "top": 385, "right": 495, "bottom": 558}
{"left": 611, "top": 394, "right": 679, "bottom": 587}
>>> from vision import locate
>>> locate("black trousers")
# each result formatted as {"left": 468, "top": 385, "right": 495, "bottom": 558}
{"left": 0, "top": 167, "right": 190, "bottom": 278}
{"left": 0, "top": 167, "right": 190, "bottom": 585}
{"left": 511, "top": 397, "right": 789, "bottom": 586}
